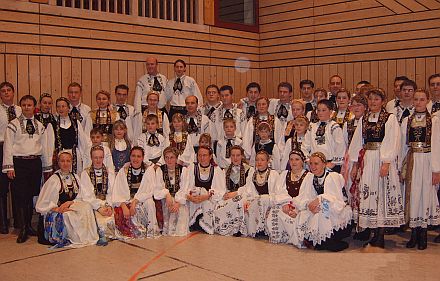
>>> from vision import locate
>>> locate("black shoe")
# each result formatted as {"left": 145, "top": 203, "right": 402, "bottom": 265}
{"left": 367, "top": 228, "right": 385, "bottom": 248}
{"left": 406, "top": 228, "right": 418, "bottom": 248}
{"left": 434, "top": 233, "right": 440, "bottom": 243}
{"left": 417, "top": 228, "right": 427, "bottom": 250}
{"left": 233, "top": 232, "right": 242, "bottom": 237}
{"left": 16, "top": 228, "right": 29, "bottom": 243}
{"left": 353, "top": 229, "right": 371, "bottom": 241}
{"left": 316, "top": 240, "right": 348, "bottom": 252}
{"left": 26, "top": 225, "right": 37, "bottom": 236}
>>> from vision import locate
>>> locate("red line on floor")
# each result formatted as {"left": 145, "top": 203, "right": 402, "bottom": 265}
{"left": 128, "top": 232, "right": 200, "bottom": 281}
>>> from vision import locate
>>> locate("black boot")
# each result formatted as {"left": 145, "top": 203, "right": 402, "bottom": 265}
{"left": 368, "top": 227, "right": 385, "bottom": 248}
{"left": 418, "top": 228, "right": 427, "bottom": 250}
{"left": 37, "top": 215, "right": 52, "bottom": 245}
{"left": 0, "top": 196, "right": 9, "bottom": 234}
{"left": 406, "top": 227, "right": 418, "bottom": 248}
{"left": 16, "top": 207, "right": 28, "bottom": 243}
{"left": 364, "top": 228, "right": 378, "bottom": 247}
{"left": 353, "top": 228, "right": 371, "bottom": 241}
{"left": 26, "top": 204, "right": 37, "bottom": 236}
{"left": 434, "top": 233, "right": 440, "bottom": 243}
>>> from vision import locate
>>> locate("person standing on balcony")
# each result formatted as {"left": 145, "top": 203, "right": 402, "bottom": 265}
{"left": 165, "top": 59, "right": 203, "bottom": 119}
{"left": 135, "top": 57, "right": 168, "bottom": 115}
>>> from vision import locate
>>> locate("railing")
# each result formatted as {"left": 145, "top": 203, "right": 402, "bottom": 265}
{"left": 51, "top": 0, "right": 203, "bottom": 23}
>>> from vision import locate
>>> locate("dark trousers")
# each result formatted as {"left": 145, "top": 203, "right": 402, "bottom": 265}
{"left": 11, "top": 157, "right": 42, "bottom": 229}
{"left": 0, "top": 143, "right": 15, "bottom": 228}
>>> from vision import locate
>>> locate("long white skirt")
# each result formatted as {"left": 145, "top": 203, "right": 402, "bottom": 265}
{"left": 213, "top": 195, "right": 247, "bottom": 236}
{"left": 188, "top": 187, "right": 216, "bottom": 234}
{"left": 266, "top": 205, "right": 304, "bottom": 248}
{"left": 161, "top": 199, "right": 189, "bottom": 236}
{"left": 297, "top": 204, "right": 352, "bottom": 246}
{"left": 408, "top": 152, "right": 440, "bottom": 228}
{"left": 245, "top": 195, "right": 271, "bottom": 237}
{"left": 358, "top": 150, "right": 405, "bottom": 228}
{"left": 95, "top": 211, "right": 116, "bottom": 239}
{"left": 63, "top": 201, "right": 99, "bottom": 247}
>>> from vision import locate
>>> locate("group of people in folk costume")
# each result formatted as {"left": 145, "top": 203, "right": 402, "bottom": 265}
{"left": 0, "top": 57, "right": 439, "bottom": 252}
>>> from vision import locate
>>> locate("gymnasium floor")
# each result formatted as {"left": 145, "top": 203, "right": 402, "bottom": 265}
{"left": 0, "top": 229, "right": 439, "bottom": 281}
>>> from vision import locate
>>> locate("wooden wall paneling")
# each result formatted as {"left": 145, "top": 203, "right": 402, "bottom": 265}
{"left": 361, "top": 62, "right": 370, "bottom": 82}
{"left": 322, "top": 64, "right": 330, "bottom": 90}
{"left": 100, "top": 60, "right": 110, "bottom": 94}
{"left": 293, "top": 66, "right": 300, "bottom": 99}
{"left": 370, "top": 61, "right": 379, "bottom": 88}
{"left": 314, "top": 65, "right": 323, "bottom": 93}
{"left": 197, "top": 65, "right": 205, "bottom": 94}
{"left": 71, "top": 58, "right": 82, "bottom": 85}
{"left": 209, "top": 66, "right": 216, "bottom": 86}
{"left": 329, "top": 64, "right": 337, "bottom": 77}
{"left": 135, "top": 61, "right": 145, "bottom": 83}
{"left": 279, "top": 68, "right": 286, "bottom": 83}
{"left": 109, "top": 60, "right": 119, "bottom": 106}
{"left": 425, "top": 58, "right": 436, "bottom": 83}
{"left": 406, "top": 58, "right": 416, "bottom": 81}
{"left": 167, "top": 64, "right": 174, "bottom": 82}
{"left": 0, "top": 54, "right": 5, "bottom": 82}
{"left": 396, "top": 59, "right": 406, "bottom": 77}
{"left": 40, "top": 56, "right": 51, "bottom": 96}
{"left": 387, "top": 60, "right": 397, "bottom": 99}
{"left": 29, "top": 56, "right": 41, "bottom": 97}
{"left": 259, "top": 68, "right": 267, "bottom": 100}
{"left": 415, "top": 58, "right": 425, "bottom": 88}
{"left": 266, "top": 69, "right": 273, "bottom": 97}
{"left": 299, "top": 66, "right": 307, "bottom": 84}
{"left": 353, "top": 62, "right": 361, "bottom": 89}
{"left": 337, "top": 64, "right": 345, "bottom": 86}
{"left": 244, "top": 69, "right": 251, "bottom": 100}
{"left": 344, "top": 63, "right": 353, "bottom": 92}
{"left": 61, "top": 57, "right": 71, "bottom": 97}
{"left": 378, "top": 60, "right": 388, "bottom": 91}
{"left": 272, "top": 68, "right": 280, "bottom": 96}
{"left": 222, "top": 67, "right": 229, "bottom": 86}
{"left": 307, "top": 65, "right": 314, "bottom": 86}
{"left": 127, "top": 61, "right": 137, "bottom": 104}
{"left": 17, "top": 55, "right": 29, "bottom": 100}
{"left": 50, "top": 57, "right": 62, "bottom": 101}
{"left": 81, "top": 59, "right": 92, "bottom": 107}
{"left": 91, "top": 59, "right": 102, "bottom": 103}
{"left": 216, "top": 66, "right": 223, "bottom": 89}
{"left": 5, "top": 55, "right": 17, "bottom": 97}
{"left": 118, "top": 60, "right": 128, "bottom": 86}
{"left": 437, "top": 57, "right": 440, "bottom": 73}
{"left": 228, "top": 68, "right": 235, "bottom": 97}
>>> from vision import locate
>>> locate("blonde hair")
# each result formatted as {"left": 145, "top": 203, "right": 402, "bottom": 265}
{"left": 109, "top": 120, "right": 131, "bottom": 151}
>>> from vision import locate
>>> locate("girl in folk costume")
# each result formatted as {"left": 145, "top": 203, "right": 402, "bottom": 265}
{"left": 283, "top": 99, "right": 305, "bottom": 145}
{"left": 249, "top": 122, "right": 281, "bottom": 172}
{"left": 243, "top": 151, "right": 280, "bottom": 237}
{"left": 136, "top": 114, "right": 169, "bottom": 166}
{"left": 266, "top": 150, "right": 309, "bottom": 247}
{"left": 243, "top": 97, "right": 282, "bottom": 160}
{"left": 281, "top": 116, "right": 309, "bottom": 170}
{"left": 197, "top": 133, "right": 218, "bottom": 165}
{"left": 84, "top": 90, "right": 121, "bottom": 146}
{"left": 109, "top": 120, "right": 131, "bottom": 172}
{"left": 342, "top": 93, "right": 367, "bottom": 211}
{"left": 331, "top": 88, "right": 354, "bottom": 128}
{"left": 133, "top": 91, "right": 170, "bottom": 141}
{"left": 169, "top": 113, "right": 195, "bottom": 166}
{"left": 400, "top": 89, "right": 440, "bottom": 250}
{"left": 294, "top": 152, "right": 352, "bottom": 252}
{"left": 36, "top": 151, "right": 100, "bottom": 248}
{"left": 302, "top": 99, "right": 346, "bottom": 173}
{"left": 79, "top": 145, "right": 116, "bottom": 241}
{"left": 216, "top": 118, "right": 243, "bottom": 169}
{"left": 306, "top": 88, "right": 328, "bottom": 123}
{"left": 35, "top": 93, "right": 56, "bottom": 129}
{"left": 112, "top": 146, "right": 159, "bottom": 239}
{"left": 51, "top": 97, "right": 89, "bottom": 173}
{"left": 183, "top": 146, "right": 226, "bottom": 234}
{"left": 213, "top": 146, "right": 253, "bottom": 236}
{"left": 154, "top": 147, "right": 189, "bottom": 236}
{"left": 349, "top": 88, "right": 404, "bottom": 248}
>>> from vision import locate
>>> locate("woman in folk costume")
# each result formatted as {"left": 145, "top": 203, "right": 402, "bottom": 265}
{"left": 168, "top": 113, "right": 196, "bottom": 166}
{"left": 50, "top": 97, "right": 89, "bottom": 173}
{"left": 331, "top": 88, "right": 354, "bottom": 128}
{"left": 266, "top": 149, "right": 309, "bottom": 247}
{"left": 35, "top": 93, "right": 56, "bottom": 129}
{"left": 112, "top": 146, "right": 159, "bottom": 239}
{"left": 79, "top": 145, "right": 116, "bottom": 242}
{"left": 36, "top": 151, "right": 100, "bottom": 248}
{"left": 400, "top": 89, "right": 440, "bottom": 250}
{"left": 243, "top": 97, "right": 283, "bottom": 160}
{"left": 213, "top": 146, "right": 253, "bottom": 236}
{"left": 244, "top": 150, "right": 280, "bottom": 237}
{"left": 133, "top": 91, "right": 170, "bottom": 141}
{"left": 154, "top": 147, "right": 189, "bottom": 236}
{"left": 108, "top": 120, "right": 132, "bottom": 172}
{"left": 349, "top": 88, "right": 404, "bottom": 248}
{"left": 294, "top": 152, "right": 352, "bottom": 252}
{"left": 281, "top": 115, "right": 309, "bottom": 170}
{"left": 84, "top": 90, "right": 121, "bottom": 146}
{"left": 183, "top": 146, "right": 226, "bottom": 234}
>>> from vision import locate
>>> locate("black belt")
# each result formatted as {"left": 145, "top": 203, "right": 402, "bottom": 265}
{"left": 14, "top": 155, "right": 40, "bottom": 160}
{"left": 170, "top": 105, "right": 186, "bottom": 110}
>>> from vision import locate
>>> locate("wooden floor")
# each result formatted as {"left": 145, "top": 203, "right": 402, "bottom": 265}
{"left": 0, "top": 229, "right": 439, "bottom": 281}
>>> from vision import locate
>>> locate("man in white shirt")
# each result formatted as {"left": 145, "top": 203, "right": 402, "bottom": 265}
{"left": 0, "top": 82, "right": 22, "bottom": 234}
{"left": 269, "top": 82, "right": 294, "bottom": 122}
{"left": 201, "top": 85, "right": 222, "bottom": 122}
{"left": 213, "top": 85, "right": 246, "bottom": 139}
{"left": 328, "top": 75, "right": 343, "bottom": 107}
{"left": 165, "top": 59, "right": 203, "bottom": 119}
{"left": 239, "top": 82, "right": 261, "bottom": 120}
{"left": 67, "top": 82, "right": 91, "bottom": 129}
{"left": 185, "top": 95, "right": 214, "bottom": 150}
{"left": 385, "top": 76, "right": 408, "bottom": 113}
{"left": 300, "top": 79, "right": 315, "bottom": 115}
{"left": 427, "top": 73, "right": 440, "bottom": 114}
{"left": 389, "top": 79, "right": 416, "bottom": 124}
{"left": 134, "top": 57, "right": 168, "bottom": 114}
